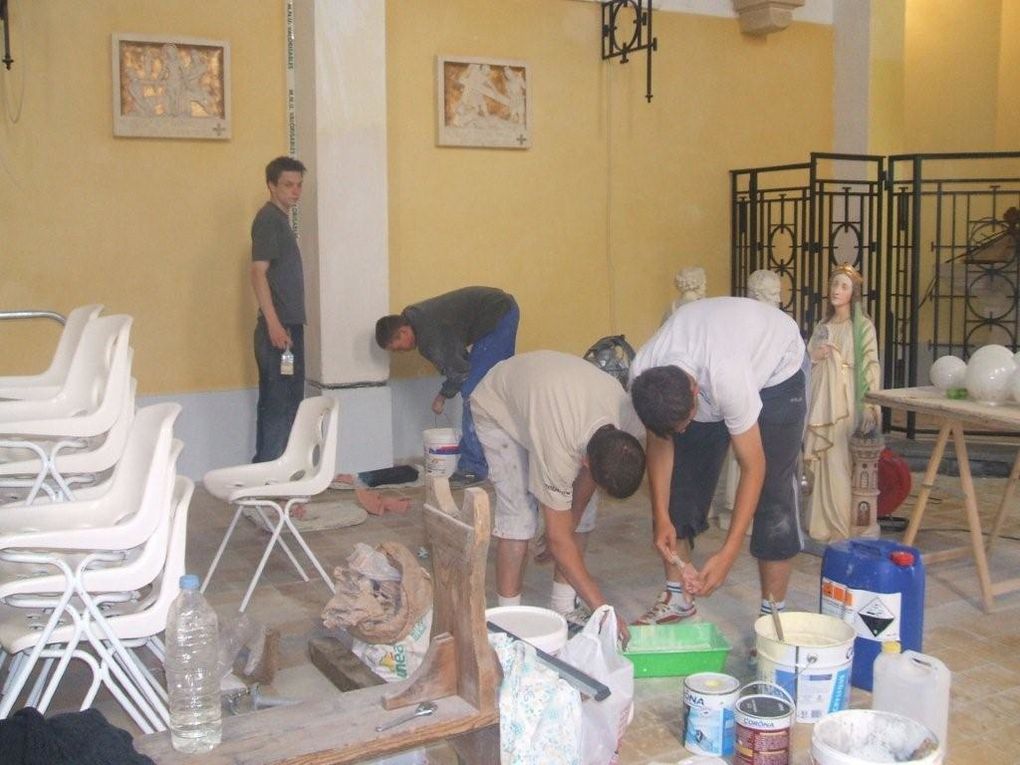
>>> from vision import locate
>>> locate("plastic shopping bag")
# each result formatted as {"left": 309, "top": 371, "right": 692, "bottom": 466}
{"left": 491, "top": 633, "right": 582, "bottom": 765}
{"left": 350, "top": 609, "right": 432, "bottom": 682}
{"left": 557, "top": 605, "right": 635, "bottom": 765}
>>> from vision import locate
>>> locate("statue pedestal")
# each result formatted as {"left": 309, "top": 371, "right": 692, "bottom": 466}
{"left": 850, "top": 431, "right": 884, "bottom": 538}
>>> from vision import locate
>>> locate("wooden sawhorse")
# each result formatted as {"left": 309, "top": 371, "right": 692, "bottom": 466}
{"left": 867, "top": 387, "right": 1020, "bottom": 612}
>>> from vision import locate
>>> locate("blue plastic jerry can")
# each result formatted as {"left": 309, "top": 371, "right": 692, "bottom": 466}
{"left": 820, "top": 538, "right": 925, "bottom": 691}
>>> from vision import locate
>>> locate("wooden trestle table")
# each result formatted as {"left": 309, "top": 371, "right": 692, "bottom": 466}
{"left": 865, "top": 386, "right": 1020, "bottom": 612}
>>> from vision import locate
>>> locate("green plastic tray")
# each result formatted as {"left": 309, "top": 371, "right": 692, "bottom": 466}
{"left": 623, "top": 621, "right": 731, "bottom": 678}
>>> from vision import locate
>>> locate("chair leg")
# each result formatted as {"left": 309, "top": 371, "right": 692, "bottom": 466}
{"left": 77, "top": 649, "right": 157, "bottom": 735}
{"left": 239, "top": 521, "right": 289, "bottom": 613}
{"left": 26, "top": 657, "right": 55, "bottom": 709}
{"left": 283, "top": 516, "right": 337, "bottom": 594}
{"left": 1, "top": 652, "right": 25, "bottom": 697}
{"left": 203, "top": 504, "right": 246, "bottom": 593}
{"left": 37, "top": 619, "right": 87, "bottom": 714}
{"left": 85, "top": 631, "right": 165, "bottom": 732}
{"left": 0, "top": 587, "right": 77, "bottom": 718}
{"left": 253, "top": 504, "right": 309, "bottom": 581}
{"left": 80, "top": 595, "right": 169, "bottom": 729}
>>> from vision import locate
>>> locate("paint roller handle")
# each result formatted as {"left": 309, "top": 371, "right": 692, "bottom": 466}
{"left": 486, "top": 621, "right": 611, "bottom": 702}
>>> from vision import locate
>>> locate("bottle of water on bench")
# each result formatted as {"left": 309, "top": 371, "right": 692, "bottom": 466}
{"left": 166, "top": 574, "right": 222, "bottom": 753}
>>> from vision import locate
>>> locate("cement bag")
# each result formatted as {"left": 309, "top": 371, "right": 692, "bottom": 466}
{"left": 322, "top": 541, "right": 432, "bottom": 644}
{"left": 351, "top": 608, "right": 432, "bottom": 683}
{"left": 491, "top": 633, "right": 582, "bottom": 765}
{"left": 557, "top": 605, "right": 634, "bottom": 765}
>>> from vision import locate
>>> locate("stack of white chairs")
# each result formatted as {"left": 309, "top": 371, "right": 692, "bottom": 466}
{"left": 0, "top": 304, "right": 103, "bottom": 401}
{"left": 0, "top": 404, "right": 187, "bottom": 732}
{"left": 0, "top": 312, "right": 135, "bottom": 504}
{"left": 0, "top": 306, "right": 197, "bottom": 733}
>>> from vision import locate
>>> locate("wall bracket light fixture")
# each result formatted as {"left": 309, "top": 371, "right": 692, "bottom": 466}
{"left": 1, "top": 0, "right": 12, "bottom": 70}
{"left": 601, "top": 0, "right": 656, "bottom": 103}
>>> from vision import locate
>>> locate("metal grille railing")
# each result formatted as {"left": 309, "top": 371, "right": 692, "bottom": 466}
{"left": 732, "top": 151, "right": 1020, "bottom": 437}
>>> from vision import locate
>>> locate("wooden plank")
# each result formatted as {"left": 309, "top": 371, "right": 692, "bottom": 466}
{"left": 136, "top": 686, "right": 496, "bottom": 764}
{"left": 866, "top": 387, "right": 1020, "bottom": 430}
{"left": 308, "top": 637, "right": 384, "bottom": 692}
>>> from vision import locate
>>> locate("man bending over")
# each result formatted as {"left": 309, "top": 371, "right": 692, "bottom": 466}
{"left": 376, "top": 286, "right": 519, "bottom": 485}
{"left": 629, "top": 297, "right": 806, "bottom": 634}
{"left": 470, "top": 351, "right": 645, "bottom": 641}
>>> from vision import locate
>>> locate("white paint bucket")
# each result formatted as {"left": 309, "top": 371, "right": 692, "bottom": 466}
{"left": 682, "top": 672, "right": 740, "bottom": 758}
{"left": 485, "top": 606, "right": 568, "bottom": 655}
{"left": 423, "top": 427, "right": 459, "bottom": 478}
{"left": 733, "top": 682, "right": 795, "bottom": 764}
{"left": 755, "top": 612, "right": 855, "bottom": 724}
{"left": 811, "top": 709, "right": 943, "bottom": 764}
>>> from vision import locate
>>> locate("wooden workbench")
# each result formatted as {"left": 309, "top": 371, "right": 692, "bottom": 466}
{"left": 866, "top": 387, "right": 1020, "bottom": 612}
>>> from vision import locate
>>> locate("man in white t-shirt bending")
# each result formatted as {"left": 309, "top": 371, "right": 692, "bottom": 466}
{"left": 470, "top": 351, "right": 646, "bottom": 640}
{"left": 628, "top": 297, "right": 806, "bottom": 628}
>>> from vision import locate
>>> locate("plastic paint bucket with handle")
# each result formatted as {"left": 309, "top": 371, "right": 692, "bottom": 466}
{"left": 755, "top": 611, "right": 855, "bottom": 724}
{"left": 423, "top": 427, "right": 459, "bottom": 478}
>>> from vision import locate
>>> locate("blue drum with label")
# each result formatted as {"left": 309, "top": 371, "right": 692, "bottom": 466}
{"left": 820, "top": 538, "right": 925, "bottom": 691}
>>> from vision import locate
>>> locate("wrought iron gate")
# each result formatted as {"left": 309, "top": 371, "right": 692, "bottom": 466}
{"left": 732, "top": 151, "right": 1020, "bottom": 435}
{"left": 731, "top": 153, "right": 884, "bottom": 339}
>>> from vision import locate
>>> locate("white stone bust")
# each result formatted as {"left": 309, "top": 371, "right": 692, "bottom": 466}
{"left": 747, "top": 269, "right": 781, "bottom": 307}
{"left": 672, "top": 266, "right": 707, "bottom": 311}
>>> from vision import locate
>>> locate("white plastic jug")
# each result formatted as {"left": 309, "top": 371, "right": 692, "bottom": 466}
{"left": 872, "top": 643, "right": 951, "bottom": 749}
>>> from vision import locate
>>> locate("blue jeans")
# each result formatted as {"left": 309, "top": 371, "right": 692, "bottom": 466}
{"left": 253, "top": 320, "right": 305, "bottom": 463}
{"left": 458, "top": 302, "right": 520, "bottom": 477}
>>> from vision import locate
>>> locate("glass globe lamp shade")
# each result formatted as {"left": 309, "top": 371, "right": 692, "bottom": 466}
{"left": 965, "top": 345, "right": 1017, "bottom": 405}
{"left": 929, "top": 356, "right": 966, "bottom": 391}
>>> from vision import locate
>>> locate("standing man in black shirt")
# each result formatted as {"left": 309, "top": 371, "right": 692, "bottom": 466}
{"left": 375, "top": 286, "right": 519, "bottom": 485}
{"left": 250, "top": 156, "right": 307, "bottom": 463}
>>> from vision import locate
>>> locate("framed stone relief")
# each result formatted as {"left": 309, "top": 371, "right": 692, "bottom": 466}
{"left": 112, "top": 34, "right": 231, "bottom": 140}
{"left": 436, "top": 56, "right": 530, "bottom": 149}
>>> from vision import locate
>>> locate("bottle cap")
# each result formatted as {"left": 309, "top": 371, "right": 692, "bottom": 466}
{"left": 882, "top": 640, "right": 901, "bottom": 653}
{"left": 889, "top": 550, "right": 915, "bottom": 566}
{"left": 179, "top": 574, "right": 201, "bottom": 591}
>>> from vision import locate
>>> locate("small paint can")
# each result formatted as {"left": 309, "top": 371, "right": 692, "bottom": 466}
{"left": 682, "top": 672, "right": 740, "bottom": 758}
{"left": 733, "top": 682, "right": 795, "bottom": 765}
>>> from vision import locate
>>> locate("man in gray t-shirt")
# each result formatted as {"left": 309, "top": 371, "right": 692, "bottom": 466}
{"left": 250, "top": 156, "right": 307, "bottom": 463}
{"left": 375, "top": 286, "right": 520, "bottom": 484}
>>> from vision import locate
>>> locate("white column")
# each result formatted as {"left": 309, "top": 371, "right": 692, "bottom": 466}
{"left": 832, "top": 0, "right": 871, "bottom": 160}
{"left": 292, "top": 0, "right": 393, "bottom": 473}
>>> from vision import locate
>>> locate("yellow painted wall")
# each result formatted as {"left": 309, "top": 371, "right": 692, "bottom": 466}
{"left": 868, "top": 0, "right": 906, "bottom": 155}
{"left": 607, "top": 13, "right": 833, "bottom": 344}
{"left": 386, "top": 0, "right": 833, "bottom": 380}
{"left": 0, "top": 1, "right": 287, "bottom": 392}
{"left": 4, "top": 1, "right": 833, "bottom": 391}
{"left": 996, "top": 0, "right": 1020, "bottom": 149}
{"left": 903, "top": 0, "right": 1003, "bottom": 152}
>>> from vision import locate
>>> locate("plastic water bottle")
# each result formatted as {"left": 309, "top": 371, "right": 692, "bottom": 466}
{"left": 872, "top": 641, "right": 951, "bottom": 749}
{"left": 165, "top": 574, "right": 222, "bottom": 753}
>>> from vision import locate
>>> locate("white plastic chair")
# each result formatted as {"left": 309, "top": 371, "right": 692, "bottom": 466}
{"left": 0, "top": 438, "right": 182, "bottom": 596}
{"left": 0, "top": 403, "right": 180, "bottom": 725}
{"left": 0, "top": 379, "right": 137, "bottom": 504}
{"left": 0, "top": 476, "right": 193, "bottom": 732}
{"left": 0, "top": 315, "right": 133, "bottom": 504}
{"left": 0, "top": 304, "right": 103, "bottom": 401}
{"left": 203, "top": 396, "right": 339, "bottom": 612}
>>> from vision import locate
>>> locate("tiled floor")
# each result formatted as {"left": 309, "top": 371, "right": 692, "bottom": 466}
{"left": 42, "top": 465, "right": 1020, "bottom": 763}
